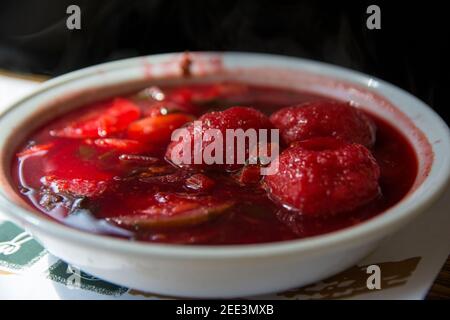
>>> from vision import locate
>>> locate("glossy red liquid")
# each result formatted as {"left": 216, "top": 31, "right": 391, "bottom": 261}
{"left": 12, "top": 83, "right": 418, "bottom": 245}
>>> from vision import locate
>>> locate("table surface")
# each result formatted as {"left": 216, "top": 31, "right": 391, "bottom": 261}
{"left": 427, "top": 257, "right": 450, "bottom": 299}
{"left": 1, "top": 69, "right": 449, "bottom": 300}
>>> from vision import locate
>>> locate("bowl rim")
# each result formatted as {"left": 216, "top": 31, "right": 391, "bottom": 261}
{"left": 0, "top": 51, "right": 449, "bottom": 259}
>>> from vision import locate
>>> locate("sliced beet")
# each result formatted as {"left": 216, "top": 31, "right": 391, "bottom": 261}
{"left": 41, "top": 175, "right": 110, "bottom": 198}
{"left": 234, "top": 165, "right": 262, "bottom": 185}
{"left": 50, "top": 98, "right": 141, "bottom": 138}
{"left": 108, "top": 193, "right": 234, "bottom": 228}
{"left": 87, "top": 138, "right": 150, "bottom": 154}
{"left": 127, "top": 113, "right": 194, "bottom": 144}
{"left": 40, "top": 141, "right": 117, "bottom": 198}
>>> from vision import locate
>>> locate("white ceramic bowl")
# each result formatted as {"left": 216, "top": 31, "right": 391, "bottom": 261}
{"left": 0, "top": 52, "right": 449, "bottom": 298}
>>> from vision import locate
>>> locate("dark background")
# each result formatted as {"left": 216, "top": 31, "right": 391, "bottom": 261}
{"left": 0, "top": 0, "right": 448, "bottom": 123}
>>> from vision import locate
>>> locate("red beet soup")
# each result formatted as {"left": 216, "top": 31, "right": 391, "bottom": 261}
{"left": 12, "top": 82, "right": 418, "bottom": 245}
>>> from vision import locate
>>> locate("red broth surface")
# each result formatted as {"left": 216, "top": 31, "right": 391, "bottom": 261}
{"left": 12, "top": 83, "right": 418, "bottom": 245}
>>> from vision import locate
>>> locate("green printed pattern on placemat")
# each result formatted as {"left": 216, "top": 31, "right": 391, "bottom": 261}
{"left": 47, "top": 260, "right": 128, "bottom": 296}
{"left": 0, "top": 221, "right": 46, "bottom": 270}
